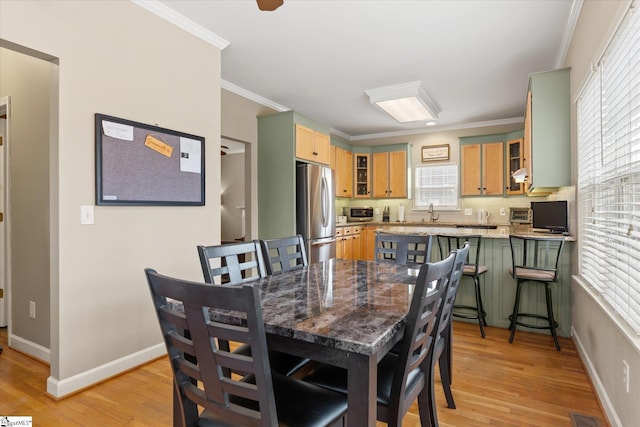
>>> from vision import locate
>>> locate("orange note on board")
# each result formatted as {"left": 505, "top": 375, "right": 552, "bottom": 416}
{"left": 144, "top": 135, "right": 173, "bottom": 158}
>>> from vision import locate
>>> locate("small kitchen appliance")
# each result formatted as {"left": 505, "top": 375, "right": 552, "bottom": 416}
{"left": 509, "top": 207, "right": 532, "bottom": 224}
{"left": 348, "top": 207, "right": 374, "bottom": 222}
{"left": 477, "top": 209, "right": 491, "bottom": 225}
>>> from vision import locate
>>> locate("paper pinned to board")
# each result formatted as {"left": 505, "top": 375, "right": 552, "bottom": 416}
{"left": 102, "top": 120, "right": 134, "bottom": 141}
{"left": 180, "top": 137, "right": 201, "bottom": 174}
{"left": 144, "top": 134, "right": 173, "bottom": 158}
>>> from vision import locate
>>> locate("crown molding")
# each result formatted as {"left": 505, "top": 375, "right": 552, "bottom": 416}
{"left": 349, "top": 117, "right": 524, "bottom": 142}
{"left": 131, "top": 0, "right": 230, "bottom": 49}
{"left": 221, "top": 80, "right": 290, "bottom": 113}
{"left": 555, "top": 0, "right": 584, "bottom": 67}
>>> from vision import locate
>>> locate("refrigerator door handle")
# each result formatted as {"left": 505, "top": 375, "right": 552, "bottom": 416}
{"left": 311, "top": 237, "right": 336, "bottom": 245}
{"left": 321, "top": 175, "right": 328, "bottom": 228}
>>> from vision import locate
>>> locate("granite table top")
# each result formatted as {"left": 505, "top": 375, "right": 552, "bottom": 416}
{"left": 208, "top": 259, "right": 421, "bottom": 357}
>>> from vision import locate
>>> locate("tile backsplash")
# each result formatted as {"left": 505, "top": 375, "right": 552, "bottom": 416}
{"left": 336, "top": 188, "right": 574, "bottom": 226}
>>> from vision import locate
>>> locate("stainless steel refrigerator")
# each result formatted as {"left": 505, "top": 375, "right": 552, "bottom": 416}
{"left": 296, "top": 162, "right": 336, "bottom": 263}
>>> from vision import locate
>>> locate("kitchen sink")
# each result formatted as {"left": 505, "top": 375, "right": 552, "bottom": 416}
{"left": 455, "top": 224, "right": 498, "bottom": 229}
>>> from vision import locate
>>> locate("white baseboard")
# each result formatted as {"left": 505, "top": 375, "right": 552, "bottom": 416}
{"left": 46, "top": 343, "right": 166, "bottom": 398}
{"left": 572, "top": 326, "right": 621, "bottom": 427}
{"left": 9, "top": 333, "right": 51, "bottom": 363}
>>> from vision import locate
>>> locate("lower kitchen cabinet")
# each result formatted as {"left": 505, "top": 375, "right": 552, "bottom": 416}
{"left": 336, "top": 226, "right": 361, "bottom": 260}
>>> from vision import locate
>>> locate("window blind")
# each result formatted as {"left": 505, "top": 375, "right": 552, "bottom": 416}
{"left": 577, "top": 3, "right": 640, "bottom": 333}
{"left": 414, "top": 164, "right": 458, "bottom": 209}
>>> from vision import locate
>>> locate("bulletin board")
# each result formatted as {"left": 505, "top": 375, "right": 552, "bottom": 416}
{"left": 95, "top": 113, "right": 205, "bottom": 206}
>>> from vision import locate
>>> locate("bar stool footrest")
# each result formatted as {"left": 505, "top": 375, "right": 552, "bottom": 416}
{"left": 509, "top": 313, "right": 559, "bottom": 330}
{"left": 453, "top": 305, "right": 486, "bottom": 320}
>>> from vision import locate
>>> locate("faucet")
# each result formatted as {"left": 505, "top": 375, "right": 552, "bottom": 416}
{"left": 428, "top": 203, "right": 439, "bottom": 222}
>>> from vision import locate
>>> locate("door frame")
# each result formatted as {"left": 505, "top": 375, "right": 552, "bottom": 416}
{"left": 0, "top": 95, "right": 11, "bottom": 330}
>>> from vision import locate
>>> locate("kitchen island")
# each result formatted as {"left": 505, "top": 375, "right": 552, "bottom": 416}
{"left": 339, "top": 222, "right": 574, "bottom": 338}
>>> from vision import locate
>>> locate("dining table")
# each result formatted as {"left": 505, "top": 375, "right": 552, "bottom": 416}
{"left": 208, "top": 258, "right": 422, "bottom": 427}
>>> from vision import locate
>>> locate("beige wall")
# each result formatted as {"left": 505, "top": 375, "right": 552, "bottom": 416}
{"left": 564, "top": 1, "right": 639, "bottom": 426}
{"left": 221, "top": 89, "right": 277, "bottom": 239}
{"left": 0, "top": 48, "right": 53, "bottom": 348}
{"left": 0, "top": 0, "right": 222, "bottom": 397}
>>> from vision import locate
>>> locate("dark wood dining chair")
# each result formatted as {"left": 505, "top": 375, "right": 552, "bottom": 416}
{"left": 260, "top": 234, "right": 308, "bottom": 275}
{"left": 426, "top": 242, "right": 469, "bottom": 427}
{"left": 302, "top": 252, "right": 456, "bottom": 427}
{"left": 145, "top": 269, "right": 348, "bottom": 427}
{"left": 197, "top": 241, "right": 308, "bottom": 376}
{"left": 374, "top": 232, "right": 433, "bottom": 269}
{"left": 197, "top": 240, "right": 266, "bottom": 285}
{"left": 436, "top": 234, "right": 488, "bottom": 337}
{"left": 508, "top": 235, "right": 565, "bottom": 351}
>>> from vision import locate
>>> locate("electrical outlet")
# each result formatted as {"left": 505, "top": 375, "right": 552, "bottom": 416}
{"left": 500, "top": 207, "right": 506, "bottom": 216}
{"left": 29, "top": 301, "right": 36, "bottom": 319}
{"left": 464, "top": 208, "right": 472, "bottom": 216}
{"left": 623, "top": 360, "right": 630, "bottom": 393}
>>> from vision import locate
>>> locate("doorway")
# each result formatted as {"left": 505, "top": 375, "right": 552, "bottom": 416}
{"left": 220, "top": 136, "right": 247, "bottom": 242}
{"left": 0, "top": 96, "right": 8, "bottom": 328}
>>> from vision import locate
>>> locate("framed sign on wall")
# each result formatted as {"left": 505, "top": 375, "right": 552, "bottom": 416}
{"left": 421, "top": 144, "right": 449, "bottom": 162}
{"left": 95, "top": 113, "right": 205, "bottom": 206}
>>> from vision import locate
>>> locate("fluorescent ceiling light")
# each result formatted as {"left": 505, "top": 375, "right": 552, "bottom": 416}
{"left": 365, "top": 81, "right": 441, "bottom": 123}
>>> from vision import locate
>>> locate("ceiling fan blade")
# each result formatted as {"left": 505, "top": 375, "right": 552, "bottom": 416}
{"left": 257, "top": 0, "right": 284, "bottom": 11}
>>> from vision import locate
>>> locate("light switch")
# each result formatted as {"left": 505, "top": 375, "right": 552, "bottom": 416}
{"left": 464, "top": 208, "right": 472, "bottom": 216}
{"left": 81, "top": 205, "right": 94, "bottom": 225}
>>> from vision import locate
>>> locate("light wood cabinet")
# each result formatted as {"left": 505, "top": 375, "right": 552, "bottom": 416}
{"left": 372, "top": 150, "right": 407, "bottom": 198}
{"left": 461, "top": 142, "right": 504, "bottom": 196}
{"left": 361, "top": 225, "right": 377, "bottom": 261}
{"left": 336, "top": 226, "right": 361, "bottom": 260}
{"left": 335, "top": 147, "right": 353, "bottom": 198}
{"left": 354, "top": 153, "right": 371, "bottom": 198}
{"left": 295, "top": 124, "right": 330, "bottom": 165}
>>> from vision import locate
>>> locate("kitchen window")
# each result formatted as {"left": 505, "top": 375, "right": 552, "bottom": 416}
{"left": 576, "top": 3, "right": 640, "bottom": 334}
{"left": 414, "top": 164, "right": 458, "bottom": 210}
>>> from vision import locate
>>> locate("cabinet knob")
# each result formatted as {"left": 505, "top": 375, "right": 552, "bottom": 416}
{"left": 477, "top": 187, "right": 481, "bottom": 190}
{"left": 483, "top": 187, "right": 487, "bottom": 190}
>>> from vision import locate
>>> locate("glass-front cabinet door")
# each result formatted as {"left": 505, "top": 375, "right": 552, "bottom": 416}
{"left": 354, "top": 153, "right": 371, "bottom": 198}
{"left": 506, "top": 138, "right": 526, "bottom": 195}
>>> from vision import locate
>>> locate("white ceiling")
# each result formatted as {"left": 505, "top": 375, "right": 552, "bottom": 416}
{"left": 155, "top": 0, "right": 579, "bottom": 142}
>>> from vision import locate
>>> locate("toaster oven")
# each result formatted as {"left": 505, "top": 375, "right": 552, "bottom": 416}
{"left": 348, "top": 207, "right": 374, "bottom": 222}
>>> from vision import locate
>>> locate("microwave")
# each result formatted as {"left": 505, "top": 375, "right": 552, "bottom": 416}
{"left": 348, "top": 207, "right": 374, "bottom": 222}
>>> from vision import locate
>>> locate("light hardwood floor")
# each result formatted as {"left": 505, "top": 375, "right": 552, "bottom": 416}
{"left": 0, "top": 322, "right": 608, "bottom": 426}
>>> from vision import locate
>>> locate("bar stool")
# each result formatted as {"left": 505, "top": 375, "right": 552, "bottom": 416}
{"left": 437, "top": 234, "right": 488, "bottom": 338}
{"left": 507, "top": 235, "right": 565, "bottom": 351}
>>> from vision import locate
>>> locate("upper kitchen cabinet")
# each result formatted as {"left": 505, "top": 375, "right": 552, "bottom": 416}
{"left": 296, "top": 123, "right": 330, "bottom": 165}
{"left": 505, "top": 129, "right": 527, "bottom": 195}
{"left": 460, "top": 137, "right": 504, "bottom": 197}
{"left": 335, "top": 146, "right": 353, "bottom": 198}
{"left": 353, "top": 152, "right": 371, "bottom": 198}
{"left": 524, "top": 68, "right": 571, "bottom": 194}
{"left": 257, "top": 111, "right": 331, "bottom": 239}
{"left": 372, "top": 145, "right": 410, "bottom": 198}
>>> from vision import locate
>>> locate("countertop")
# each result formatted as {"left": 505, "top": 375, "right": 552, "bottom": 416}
{"left": 337, "top": 221, "right": 575, "bottom": 241}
